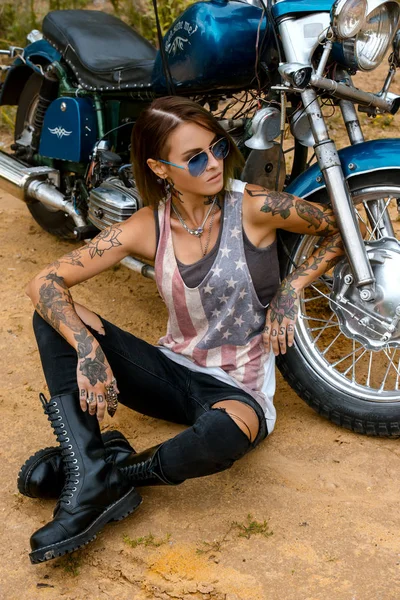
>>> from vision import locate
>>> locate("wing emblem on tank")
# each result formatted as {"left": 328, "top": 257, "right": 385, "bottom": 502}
{"left": 48, "top": 126, "right": 73, "bottom": 139}
{"left": 166, "top": 36, "right": 190, "bottom": 56}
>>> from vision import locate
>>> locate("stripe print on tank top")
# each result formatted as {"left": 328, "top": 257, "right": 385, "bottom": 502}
{"left": 154, "top": 179, "right": 271, "bottom": 413}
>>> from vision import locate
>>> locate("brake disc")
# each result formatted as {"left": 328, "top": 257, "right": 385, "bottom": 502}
{"left": 330, "top": 237, "right": 400, "bottom": 350}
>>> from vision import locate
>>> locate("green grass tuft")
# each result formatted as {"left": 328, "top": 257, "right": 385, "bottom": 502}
{"left": 123, "top": 532, "right": 171, "bottom": 548}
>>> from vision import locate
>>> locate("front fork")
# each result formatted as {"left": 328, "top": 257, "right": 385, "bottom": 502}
{"left": 301, "top": 88, "right": 376, "bottom": 301}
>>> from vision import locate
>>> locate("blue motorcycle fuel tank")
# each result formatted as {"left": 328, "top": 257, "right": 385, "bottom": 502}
{"left": 151, "top": 0, "right": 275, "bottom": 94}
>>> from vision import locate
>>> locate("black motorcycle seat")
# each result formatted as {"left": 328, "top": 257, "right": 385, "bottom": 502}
{"left": 42, "top": 10, "right": 157, "bottom": 91}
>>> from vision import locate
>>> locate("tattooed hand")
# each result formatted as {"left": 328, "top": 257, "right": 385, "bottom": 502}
{"left": 75, "top": 329, "right": 119, "bottom": 421}
{"left": 262, "top": 280, "right": 299, "bottom": 356}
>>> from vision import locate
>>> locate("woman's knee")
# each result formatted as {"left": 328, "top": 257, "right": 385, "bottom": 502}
{"left": 74, "top": 302, "right": 105, "bottom": 335}
{"left": 212, "top": 399, "right": 260, "bottom": 443}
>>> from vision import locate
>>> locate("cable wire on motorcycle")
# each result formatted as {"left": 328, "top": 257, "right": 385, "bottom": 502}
{"left": 152, "top": 0, "right": 176, "bottom": 96}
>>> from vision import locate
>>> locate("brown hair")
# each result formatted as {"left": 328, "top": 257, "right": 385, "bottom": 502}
{"left": 131, "top": 96, "right": 245, "bottom": 208}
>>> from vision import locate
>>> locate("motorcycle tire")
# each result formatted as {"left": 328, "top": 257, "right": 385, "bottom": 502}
{"left": 277, "top": 170, "right": 400, "bottom": 437}
{"left": 15, "top": 73, "right": 76, "bottom": 240}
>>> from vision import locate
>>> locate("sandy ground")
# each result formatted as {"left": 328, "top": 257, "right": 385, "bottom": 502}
{"left": 2, "top": 189, "right": 400, "bottom": 600}
{"left": 1, "top": 63, "right": 400, "bottom": 600}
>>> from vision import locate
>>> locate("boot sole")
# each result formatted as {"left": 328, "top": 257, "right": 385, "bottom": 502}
{"left": 29, "top": 487, "right": 142, "bottom": 564}
{"left": 17, "top": 447, "right": 61, "bottom": 498}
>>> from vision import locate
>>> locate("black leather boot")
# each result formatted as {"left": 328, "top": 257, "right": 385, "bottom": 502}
{"left": 29, "top": 393, "right": 142, "bottom": 564}
{"left": 120, "top": 444, "right": 181, "bottom": 486}
{"left": 17, "top": 430, "right": 136, "bottom": 499}
{"left": 120, "top": 408, "right": 252, "bottom": 485}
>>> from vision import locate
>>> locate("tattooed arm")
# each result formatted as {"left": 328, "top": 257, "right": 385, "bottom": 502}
{"left": 243, "top": 185, "right": 356, "bottom": 355}
{"left": 263, "top": 233, "right": 344, "bottom": 355}
{"left": 244, "top": 184, "right": 339, "bottom": 238}
{"left": 26, "top": 208, "right": 156, "bottom": 418}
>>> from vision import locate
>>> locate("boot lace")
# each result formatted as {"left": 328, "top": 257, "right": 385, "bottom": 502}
{"left": 123, "top": 459, "right": 152, "bottom": 481}
{"left": 40, "top": 393, "right": 80, "bottom": 506}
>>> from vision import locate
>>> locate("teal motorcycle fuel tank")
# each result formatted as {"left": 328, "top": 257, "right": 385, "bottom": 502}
{"left": 151, "top": 0, "right": 276, "bottom": 94}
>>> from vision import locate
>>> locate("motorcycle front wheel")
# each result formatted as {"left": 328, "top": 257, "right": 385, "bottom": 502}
{"left": 277, "top": 171, "right": 400, "bottom": 436}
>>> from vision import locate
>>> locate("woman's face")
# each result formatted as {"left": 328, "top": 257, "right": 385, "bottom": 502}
{"left": 156, "top": 122, "right": 225, "bottom": 197}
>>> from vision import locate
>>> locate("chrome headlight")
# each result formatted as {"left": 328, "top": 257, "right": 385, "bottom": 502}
{"left": 331, "top": 0, "right": 367, "bottom": 39}
{"left": 344, "top": 0, "right": 400, "bottom": 71}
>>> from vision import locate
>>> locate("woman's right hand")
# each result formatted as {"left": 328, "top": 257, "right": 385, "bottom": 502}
{"left": 76, "top": 342, "right": 119, "bottom": 421}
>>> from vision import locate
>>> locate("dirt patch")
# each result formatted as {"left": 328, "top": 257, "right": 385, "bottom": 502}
{"left": 1, "top": 65, "right": 400, "bottom": 600}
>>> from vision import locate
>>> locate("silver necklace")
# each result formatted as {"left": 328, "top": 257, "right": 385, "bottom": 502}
{"left": 171, "top": 195, "right": 217, "bottom": 237}
{"left": 199, "top": 202, "right": 218, "bottom": 257}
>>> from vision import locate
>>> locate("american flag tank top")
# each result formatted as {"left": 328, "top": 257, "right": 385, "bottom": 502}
{"left": 154, "top": 179, "right": 276, "bottom": 425}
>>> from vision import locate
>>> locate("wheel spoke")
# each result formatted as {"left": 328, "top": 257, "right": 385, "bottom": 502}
{"left": 330, "top": 344, "right": 364, "bottom": 368}
{"left": 382, "top": 347, "right": 400, "bottom": 379}
{"left": 361, "top": 202, "right": 376, "bottom": 240}
{"left": 363, "top": 197, "right": 392, "bottom": 240}
{"left": 300, "top": 316, "right": 336, "bottom": 324}
{"left": 356, "top": 207, "right": 373, "bottom": 238}
{"left": 343, "top": 345, "right": 367, "bottom": 378}
{"left": 309, "top": 323, "right": 338, "bottom": 333}
{"left": 396, "top": 356, "right": 400, "bottom": 391}
{"left": 302, "top": 295, "right": 325, "bottom": 303}
{"left": 379, "top": 348, "right": 398, "bottom": 391}
{"left": 312, "top": 313, "right": 337, "bottom": 343}
{"left": 322, "top": 330, "right": 343, "bottom": 356}
{"left": 366, "top": 351, "right": 373, "bottom": 387}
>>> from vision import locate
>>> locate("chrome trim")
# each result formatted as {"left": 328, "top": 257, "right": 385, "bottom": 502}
{"left": 0, "top": 149, "right": 85, "bottom": 228}
{"left": 310, "top": 73, "right": 397, "bottom": 113}
{"left": 278, "top": 13, "right": 331, "bottom": 65}
{"left": 291, "top": 185, "right": 400, "bottom": 403}
{"left": 301, "top": 88, "right": 375, "bottom": 292}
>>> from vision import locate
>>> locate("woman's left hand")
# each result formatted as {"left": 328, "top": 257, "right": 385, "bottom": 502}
{"left": 262, "top": 279, "right": 300, "bottom": 355}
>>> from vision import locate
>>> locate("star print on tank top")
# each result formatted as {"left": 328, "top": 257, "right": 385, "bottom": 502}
{"left": 154, "top": 179, "right": 276, "bottom": 430}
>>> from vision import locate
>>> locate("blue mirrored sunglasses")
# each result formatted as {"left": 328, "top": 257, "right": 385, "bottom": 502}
{"left": 158, "top": 137, "right": 230, "bottom": 178}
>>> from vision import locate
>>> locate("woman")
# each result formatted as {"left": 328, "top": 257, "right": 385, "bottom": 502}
{"left": 19, "top": 96, "right": 344, "bottom": 564}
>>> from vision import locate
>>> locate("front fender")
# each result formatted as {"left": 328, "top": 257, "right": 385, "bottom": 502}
{"left": 0, "top": 39, "right": 61, "bottom": 106}
{"left": 285, "top": 138, "right": 400, "bottom": 201}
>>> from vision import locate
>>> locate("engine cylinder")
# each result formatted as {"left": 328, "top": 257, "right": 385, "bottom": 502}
{"left": 88, "top": 180, "right": 142, "bottom": 229}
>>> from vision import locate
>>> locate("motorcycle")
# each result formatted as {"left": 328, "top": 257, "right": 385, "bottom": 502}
{"left": 1, "top": 0, "right": 400, "bottom": 436}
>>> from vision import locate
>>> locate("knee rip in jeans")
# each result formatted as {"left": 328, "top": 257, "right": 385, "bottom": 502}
{"left": 211, "top": 402, "right": 259, "bottom": 443}
{"left": 74, "top": 303, "right": 105, "bottom": 336}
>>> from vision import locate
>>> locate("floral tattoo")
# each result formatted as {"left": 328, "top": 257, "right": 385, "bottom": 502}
{"left": 75, "top": 329, "right": 94, "bottom": 359}
{"left": 268, "top": 233, "right": 344, "bottom": 325}
{"left": 36, "top": 272, "right": 82, "bottom": 333}
{"left": 87, "top": 226, "right": 123, "bottom": 258}
{"left": 79, "top": 345, "right": 108, "bottom": 386}
{"left": 269, "top": 281, "right": 299, "bottom": 325}
{"left": 49, "top": 249, "right": 84, "bottom": 269}
{"left": 246, "top": 187, "right": 337, "bottom": 235}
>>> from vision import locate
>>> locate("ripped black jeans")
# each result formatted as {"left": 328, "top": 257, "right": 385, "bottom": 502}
{"left": 32, "top": 311, "right": 268, "bottom": 483}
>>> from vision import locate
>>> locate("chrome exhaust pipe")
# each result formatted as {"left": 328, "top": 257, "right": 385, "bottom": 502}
{"left": 0, "top": 150, "right": 156, "bottom": 279}
{"left": 0, "top": 149, "right": 86, "bottom": 228}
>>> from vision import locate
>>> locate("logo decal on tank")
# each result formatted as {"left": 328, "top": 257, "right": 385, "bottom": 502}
{"left": 166, "top": 36, "right": 189, "bottom": 56}
{"left": 48, "top": 127, "right": 72, "bottom": 139}
{"left": 165, "top": 21, "right": 198, "bottom": 55}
